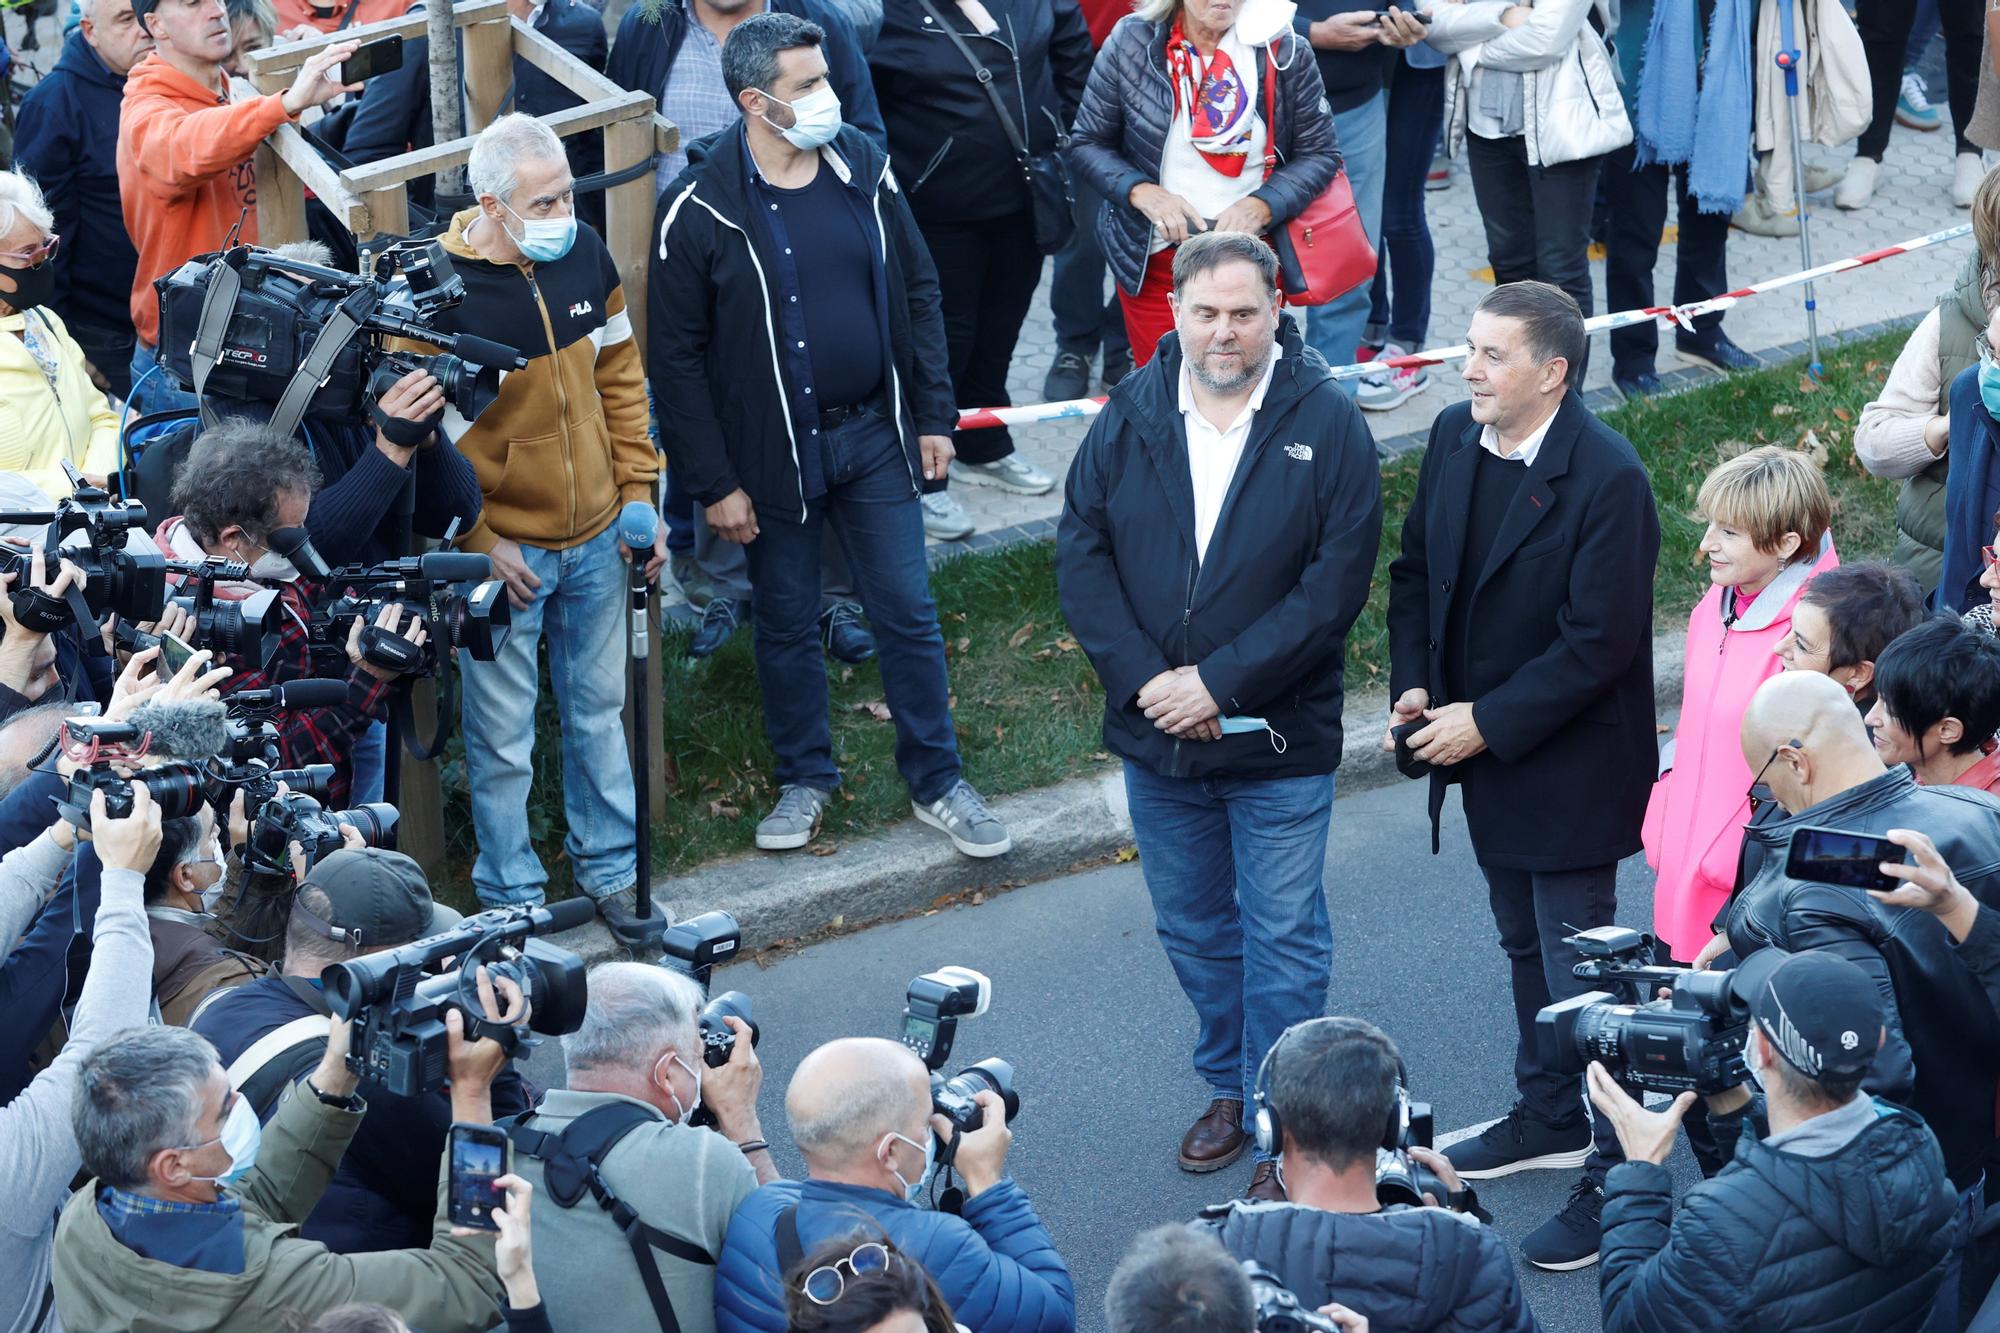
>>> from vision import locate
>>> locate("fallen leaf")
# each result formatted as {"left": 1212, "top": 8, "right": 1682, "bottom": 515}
{"left": 851, "top": 699, "right": 893, "bottom": 722}
{"left": 1115, "top": 845, "right": 1138, "bottom": 862}
{"left": 839, "top": 788, "right": 855, "bottom": 802}
{"left": 829, "top": 914, "right": 845, "bottom": 929}
{"left": 707, "top": 800, "right": 740, "bottom": 819}
{"left": 1054, "top": 636, "right": 1079, "bottom": 652}
{"left": 1865, "top": 360, "right": 1882, "bottom": 373}
{"left": 1832, "top": 406, "right": 1853, "bottom": 422}
{"left": 970, "top": 890, "right": 987, "bottom": 905}
{"left": 993, "top": 724, "right": 1005, "bottom": 741}
{"left": 840, "top": 667, "right": 854, "bottom": 683}
{"left": 1091, "top": 750, "right": 1111, "bottom": 761}
{"left": 949, "top": 611, "right": 968, "bottom": 623}
{"left": 1797, "top": 374, "right": 1820, "bottom": 394}
{"left": 808, "top": 842, "right": 839, "bottom": 857}
{"left": 1032, "top": 649, "right": 1055, "bottom": 660}
{"left": 1008, "top": 621, "right": 1037, "bottom": 649}
{"left": 1798, "top": 429, "right": 1828, "bottom": 466}
{"left": 955, "top": 636, "right": 971, "bottom": 655}
{"left": 1656, "top": 724, "right": 1672, "bottom": 735}
{"left": 1770, "top": 403, "right": 1796, "bottom": 416}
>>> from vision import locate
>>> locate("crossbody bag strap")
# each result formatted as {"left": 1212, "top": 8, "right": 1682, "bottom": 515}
{"left": 775, "top": 1204, "right": 806, "bottom": 1275}
{"left": 911, "top": 0, "right": 1032, "bottom": 160}
{"left": 1261, "top": 46, "right": 1279, "bottom": 181}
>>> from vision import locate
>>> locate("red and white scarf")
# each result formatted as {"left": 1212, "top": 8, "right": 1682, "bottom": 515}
{"left": 1167, "top": 18, "right": 1257, "bottom": 177}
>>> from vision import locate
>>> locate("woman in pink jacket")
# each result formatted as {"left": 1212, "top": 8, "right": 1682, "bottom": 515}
{"left": 1642, "top": 446, "right": 1838, "bottom": 961}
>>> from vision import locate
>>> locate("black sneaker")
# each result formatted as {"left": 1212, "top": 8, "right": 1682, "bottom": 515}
{"left": 1675, "top": 332, "right": 1760, "bottom": 373}
{"left": 1442, "top": 1102, "right": 1592, "bottom": 1180}
{"left": 1613, "top": 367, "right": 1663, "bottom": 400}
{"left": 820, "top": 600, "right": 876, "bottom": 663}
{"left": 1044, "top": 349, "right": 1091, "bottom": 402}
{"left": 687, "top": 597, "right": 747, "bottom": 659}
{"left": 1520, "top": 1176, "right": 1604, "bottom": 1272}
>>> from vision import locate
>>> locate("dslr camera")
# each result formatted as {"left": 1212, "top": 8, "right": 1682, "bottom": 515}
{"left": 657, "top": 911, "right": 762, "bottom": 1130}
{"left": 324, "top": 898, "right": 592, "bottom": 1097}
{"left": 1536, "top": 926, "right": 1787, "bottom": 1095}
{"left": 1373, "top": 1095, "right": 1446, "bottom": 1210}
{"left": 0, "top": 463, "right": 168, "bottom": 643}
{"left": 155, "top": 242, "right": 526, "bottom": 423}
{"left": 901, "top": 966, "right": 1019, "bottom": 1135}
{"left": 1239, "top": 1262, "right": 1345, "bottom": 1333}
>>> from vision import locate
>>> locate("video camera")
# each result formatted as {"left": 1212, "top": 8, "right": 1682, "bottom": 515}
{"left": 900, "top": 966, "right": 1019, "bottom": 1137}
{"left": 324, "top": 897, "right": 593, "bottom": 1097}
{"left": 156, "top": 242, "right": 526, "bottom": 424}
{"left": 1536, "top": 926, "right": 1788, "bottom": 1095}
{"left": 313, "top": 549, "right": 510, "bottom": 677}
{"left": 0, "top": 463, "right": 168, "bottom": 644}
{"left": 1240, "top": 1262, "right": 1345, "bottom": 1333}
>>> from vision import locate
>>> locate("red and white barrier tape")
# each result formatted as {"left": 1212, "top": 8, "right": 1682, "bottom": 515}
{"left": 953, "top": 221, "right": 1972, "bottom": 430}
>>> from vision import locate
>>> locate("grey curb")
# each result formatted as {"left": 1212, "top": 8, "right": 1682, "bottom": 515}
{"left": 551, "top": 625, "right": 1692, "bottom": 967}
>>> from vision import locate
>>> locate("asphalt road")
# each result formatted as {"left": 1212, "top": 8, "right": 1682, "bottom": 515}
{"left": 523, "top": 775, "right": 1699, "bottom": 1333}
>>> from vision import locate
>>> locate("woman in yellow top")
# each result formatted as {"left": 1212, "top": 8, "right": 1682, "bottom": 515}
{"left": 0, "top": 170, "right": 120, "bottom": 498}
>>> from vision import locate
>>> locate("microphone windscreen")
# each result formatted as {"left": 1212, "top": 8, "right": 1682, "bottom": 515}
{"left": 129, "top": 697, "right": 229, "bottom": 760}
{"left": 417, "top": 552, "right": 494, "bottom": 584}
{"left": 539, "top": 896, "right": 599, "bottom": 933}
{"left": 276, "top": 679, "right": 351, "bottom": 710}
{"left": 454, "top": 334, "right": 526, "bottom": 369}
{"left": 617, "top": 501, "right": 659, "bottom": 553}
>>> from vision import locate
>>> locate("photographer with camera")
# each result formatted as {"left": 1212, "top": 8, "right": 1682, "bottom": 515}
{"left": 0, "top": 784, "right": 160, "bottom": 1333}
{"left": 1196, "top": 1018, "right": 1534, "bottom": 1333}
{"left": 1590, "top": 951, "right": 1956, "bottom": 1333}
{"left": 159, "top": 421, "right": 426, "bottom": 808}
{"left": 507, "top": 962, "right": 773, "bottom": 1333}
{"left": 1864, "top": 614, "right": 2000, "bottom": 796}
{"left": 1106, "top": 1225, "right": 1369, "bottom": 1333}
{"left": 715, "top": 1037, "right": 1074, "bottom": 1333}
{"left": 193, "top": 848, "right": 532, "bottom": 1255}
{"left": 53, "top": 991, "right": 517, "bottom": 1332}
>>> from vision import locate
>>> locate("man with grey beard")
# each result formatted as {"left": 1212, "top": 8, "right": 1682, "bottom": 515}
{"left": 1056, "top": 230, "right": 1383, "bottom": 1204}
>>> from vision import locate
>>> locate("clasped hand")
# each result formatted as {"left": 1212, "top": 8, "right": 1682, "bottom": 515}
{"left": 1138, "top": 665, "right": 1220, "bottom": 739}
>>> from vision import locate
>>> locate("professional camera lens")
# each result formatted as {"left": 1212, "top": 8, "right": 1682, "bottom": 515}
{"left": 70, "top": 762, "right": 207, "bottom": 822}
{"left": 336, "top": 803, "right": 400, "bottom": 850}
{"left": 174, "top": 588, "right": 283, "bottom": 662}
{"left": 699, "top": 991, "right": 759, "bottom": 1068}
{"left": 932, "top": 1057, "right": 1019, "bottom": 1131}
{"left": 438, "top": 580, "right": 510, "bottom": 660}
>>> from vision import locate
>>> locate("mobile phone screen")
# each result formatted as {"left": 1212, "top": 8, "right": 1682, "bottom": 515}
{"left": 447, "top": 1124, "right": 508, "bottom": 1230}
{"left": 341, "top": 35, "right": 404, "bottom": 85}
{"left": 1785, "top": 826, "right": 1904, "bottom": 893}
{"left": 159, "top": 632, "right": 197, "bottom": 678}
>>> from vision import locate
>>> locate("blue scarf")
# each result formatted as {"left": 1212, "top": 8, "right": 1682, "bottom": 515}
{"left": 1634, "top": 0, "right": 1753, "bottom": 214}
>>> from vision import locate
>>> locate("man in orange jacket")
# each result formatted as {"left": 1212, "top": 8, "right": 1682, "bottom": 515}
{"left": 116, "top": 0, "right": 357, "bottom": 414}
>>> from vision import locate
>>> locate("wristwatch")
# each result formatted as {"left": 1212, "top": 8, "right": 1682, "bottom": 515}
{"left": 305, "top": 1077, "right": 364, "bottom": 1112}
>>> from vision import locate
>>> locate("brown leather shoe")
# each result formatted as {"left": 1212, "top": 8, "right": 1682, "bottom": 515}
{"left": 1244, "top": 1160, "right": 1287, "bottom": 1202}
{"left": 1179, "top": 1097, "right": 1249, "bottom": 1172}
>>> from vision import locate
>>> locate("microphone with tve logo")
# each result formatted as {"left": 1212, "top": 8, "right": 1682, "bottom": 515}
{"left": 616, "top": 500, "right": 659, "bottom": 659}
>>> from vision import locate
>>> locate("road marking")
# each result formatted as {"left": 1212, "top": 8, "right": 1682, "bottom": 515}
{"left": 1433, "top": 1096, "right": 1675, "bottom": 1151}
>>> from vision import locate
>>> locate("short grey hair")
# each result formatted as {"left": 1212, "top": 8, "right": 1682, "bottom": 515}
{"left": 787, "top": 1053, "right": 922, "bottom": 1167}
{"left": 1105, "top": 1225, "right": 1255, "bottom": 1333}
{"left": 1473, "top": 281, "right": 1587, "bottom": 388}
{"left": 1171, "top": 230, "right": 1280, "bottom": 300}
{"left": 721, "top": 11, "right": 825, "bottom": 103}
{"left": 561, "top": 963, "right": 703, "bottom": 1072}
{"left": 468, "top": 113, "right": 568, "bottom": 205}
{"left": 74, "top": 1026, "right": 220, "bottom": 1190}
{"left": 0, "top": 702, "right": 72, "bottom": 801}
{"left": 0, "top": 171, "right": 56, "bottom": 240}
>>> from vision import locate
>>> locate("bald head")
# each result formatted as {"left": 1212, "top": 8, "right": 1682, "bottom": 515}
{"left": 786, "top": 1038, "right": 931, "bottom": 1171}
{"left": 1741, "top": 670, "right": 1886, "bottom": 814}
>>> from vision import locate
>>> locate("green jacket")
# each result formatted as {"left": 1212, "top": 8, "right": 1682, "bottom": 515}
{"left": 52, "top": 1083, "right": 503, "bottom": 1333}
{"left": 1895, "top": 257, "right": 1987, "bottom": 594}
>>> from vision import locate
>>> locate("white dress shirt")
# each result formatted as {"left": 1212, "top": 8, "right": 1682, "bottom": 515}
{"left": 1180, "top": 346, "right": 1282, "bottom": 561}
{"left": 1478, "top": 403, "right": 1558, "bottom": 466}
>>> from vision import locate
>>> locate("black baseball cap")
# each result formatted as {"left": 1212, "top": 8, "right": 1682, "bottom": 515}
{"left": 1752, "top": 951, "right": 1884, "bottom": 1085}
{"left": 293, "top": 848, "right": 457, "bottom": 951}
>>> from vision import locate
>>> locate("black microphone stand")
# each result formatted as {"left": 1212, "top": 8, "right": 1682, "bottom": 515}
{"left": 611, "top": 543, "right": 668, "bottom": 949}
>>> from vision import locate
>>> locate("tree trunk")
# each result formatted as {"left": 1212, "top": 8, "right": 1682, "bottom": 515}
{"left": 428, "top": 0, "right": 466, "bottom": 197}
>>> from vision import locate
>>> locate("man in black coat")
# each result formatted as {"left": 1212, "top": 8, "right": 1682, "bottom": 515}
{"left": 1385, "top": 280, "right": 1661, "bottom": 1271}
{"left": 1056, "top": 231, "right": 1382, "bottom": 1201}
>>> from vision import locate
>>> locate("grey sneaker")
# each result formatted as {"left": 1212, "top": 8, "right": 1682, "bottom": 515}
{"left": 756, "top": 784, "right": 832, "bottom": 850}
{"left": 950, "top": 454, "right": 1056, "bottom": 496}
{"left": 913, "top": 779, "right": 1013, "bottom": 858}
{"left": 920, "top": 490, "right": 976, "bottom": 541}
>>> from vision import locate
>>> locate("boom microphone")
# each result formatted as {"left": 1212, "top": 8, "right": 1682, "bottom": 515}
{"left": 278, "top": 679, "right": 351, "bottom": 710}
{"left": 536, "top": 896, "right": 599, "bottom": 934}
{"left": 452, "top": 334, "right": 528, "bottom": 371}
{"left": 415, "top": 552, "right": 493, "bottom": 584}
{"left": 128, "top": 697, "right": 230, "bottom": 760}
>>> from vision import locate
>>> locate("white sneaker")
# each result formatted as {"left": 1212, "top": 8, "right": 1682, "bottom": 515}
{"left": 950, "top": 454, "right": 1055, "bottom": 495}
{"left": 1731, "top": 193, "right": 1800, "bottom": 237}
{"left": 920, "top": 489, "right": 975, "bottom": 540}
{"left": 1955, "top": 151, "right": 1986, "bottom": 207}
{"left": 1834, "top": 157, "right": 1879, "bottom": 210}
{"left": 1801, "top": 162, "right": 1843, "bottom": 194}
{"left": 1355, "top": 344, "right": 1431, "bottom": 412}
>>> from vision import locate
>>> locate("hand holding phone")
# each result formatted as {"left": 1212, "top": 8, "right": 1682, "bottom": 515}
{"left": 447, "top": 1122, "right": 510, "bottom": 1231}
{"left": 1785, "top": 825, "right": 1907, "bottom": 894}
{"left": 340, "top": 35, "right": 404, "bottom": 87}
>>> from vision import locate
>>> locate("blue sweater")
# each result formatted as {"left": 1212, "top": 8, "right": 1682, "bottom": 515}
{"left": 714, "top": 1177, "right": 1075, "bottom": 1333}
{"left": 299, "top": 419, "right": 483, "bottom": 568}
{"left": 1942, "top": 365, "right": 2000, "bottom": 615}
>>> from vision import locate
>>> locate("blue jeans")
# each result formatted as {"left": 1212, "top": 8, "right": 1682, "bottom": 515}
{"left": 1124, "top": 761, "right": 1335, "bottom": 1156}
{"left": 458, "top": 523, "right": 637, "bottom": 906}
{"left": 1366, "top": 62, "right": 1446, "bottom": 350}
{"left": 1305, "top": 91, "right": 1388, "bottom": 394}
{"left": 743, "top": 409, "right": 960, "bottom": 802}
{"left": 126, "top": 341, "right": 199, "bottom": 417}
{"left": 350, "top": 718, "right": 388, "bottom": 805}
{"left": 1049, "top": 177, "right": 1129, "bottom": 359}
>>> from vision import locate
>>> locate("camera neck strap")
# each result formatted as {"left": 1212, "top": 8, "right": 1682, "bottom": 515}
{"left": 187, "top": 263, "right": 379, "bottom": 440}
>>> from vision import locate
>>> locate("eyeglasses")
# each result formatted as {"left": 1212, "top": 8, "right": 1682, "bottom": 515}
{"left": 800, "top": 1242, "right": 895, "bottom": 1306}
{"left": 0, "top": 234, "right": 58, "bottom": 268}
{"left": 1982, "top": 331, "right": 1996, "bottom": 364}
{"left": 1983, "top": 545, "right": 1998, "bottom": 571}
{"left": 1746, "top": 744, "right": 1783, "bottom": 817}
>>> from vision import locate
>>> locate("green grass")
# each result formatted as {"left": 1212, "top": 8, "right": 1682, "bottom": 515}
{"left": 435, "top": 327, "right": 1917, "bottom": 903}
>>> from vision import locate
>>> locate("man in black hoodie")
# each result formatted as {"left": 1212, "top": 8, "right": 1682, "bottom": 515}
{"left": 12, "top": 0, "right": 152, "bottom": 397}
{"left": 1592, "top": 950, "right": 1956, "bottom": 1333}
{"left": 1055, "top": 230, "right": 1382, "bottom": 1202}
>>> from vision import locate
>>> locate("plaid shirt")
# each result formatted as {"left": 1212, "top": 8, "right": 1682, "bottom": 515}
{"left": 98, "top": 1185, "right": 241, "bottom": 1223}
{"left": 217, "top": 580, "right": 391, "bottom": 809}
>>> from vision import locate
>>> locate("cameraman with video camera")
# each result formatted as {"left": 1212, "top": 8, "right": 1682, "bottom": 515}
{"left": 1197, "top": 1018, "right": 1535, "bottom": 1333}
{"left": 193, "top": 847, "right": 532, "bottom": 1255}
{"left": 715, "top": 1036, "right": 1074, "bottom": 1333}
{"left": 1589, "top": 951, "right": 1957, "bottom": 1333}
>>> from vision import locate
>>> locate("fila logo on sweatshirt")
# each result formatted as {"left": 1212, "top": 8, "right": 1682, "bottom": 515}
{"left": 569, "top": 300, "right": 595, "bottom": 319}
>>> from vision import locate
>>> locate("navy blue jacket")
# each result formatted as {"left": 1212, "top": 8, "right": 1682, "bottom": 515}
{"left": 1942, "top": 365, "right": 2000, "bottom": 615}
{"left": 1055, "top": 315, "right": 1383, "bottom": 780}
{"left": 714, "top": 1177, "right": 1075, "bottom": 1333}
{"left": 11, "top": 31, "right": 139, "bottom": 336}
{"left": 607, "top": 0, "right": 886, "bottom": 155}
{"left": 300, "top": 420, "right": 484, "bottom": 568}
{"left": 0, "top": 767, "right": 101, "bottom": 1106}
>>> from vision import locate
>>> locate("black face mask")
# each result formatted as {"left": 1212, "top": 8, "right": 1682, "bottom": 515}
{"left": 0, "top": 260, "right": 56, "bottom": 315}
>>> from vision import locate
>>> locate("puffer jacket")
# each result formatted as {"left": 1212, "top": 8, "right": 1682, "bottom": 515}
{"left": 1066, "top": 3, "right": 1340, "bottom": 297}
{"left": 1426, "top": 0, "right": 1632, "bottom": 167}
{"left": 1600, "top": 1100, "right": 1955, "bottom": 1333}
{"left": 1200, "top": 1201, "right": 1538, "bottom": 1333}
{"left": 713, "top": 1177, "right": 1074, "bottom": 1333}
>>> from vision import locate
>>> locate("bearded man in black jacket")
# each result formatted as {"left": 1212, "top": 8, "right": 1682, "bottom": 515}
{"left": 1056, "top": 230, "right": 1383, "bottom": 1203}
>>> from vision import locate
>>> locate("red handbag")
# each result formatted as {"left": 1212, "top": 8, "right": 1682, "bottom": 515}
{"left": 1261, "top": 47, "right": 1377, "bottom": 306}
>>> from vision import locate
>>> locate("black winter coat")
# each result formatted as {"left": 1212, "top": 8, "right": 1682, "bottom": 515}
{"left": 1600, "top": 1102, "right": 1956, "bottom": 1333}
{"left": 1201, "top": 1200, "right": 1538, "bottom": 1333}
{"left": 869, "top": 0, "right": 1092, "bottom": 224}
{"left": 1067, "top": 15, "right": 1340, "bottom": 296}
{"left": 1055, "top": 315, "right": 1382, "bottom": 780}
{"left": 650, "top": 126, "right": 957, "bottom": 521}
{"left": 1386, "top": 396, "right": 1660, "bottom": 871}
{"left": 1725, "top": 768, "right": 2000, "bottom": 1190}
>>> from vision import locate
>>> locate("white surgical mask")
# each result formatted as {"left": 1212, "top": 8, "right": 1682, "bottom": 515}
{"left": 882, "top": 1130, "right": 935, "bottom": 1202}
{"left": 758, "top": 84, "right": 843, "bottom": 151}
{"left": 248, "top": 551, "right": 299, "bottom": 583}
{"left": 661, "top": 1052, "right": 703, "bottom": 1123}
{"left": 501, "top": 200, "right": 578, "bottom": 264}
{"left": 187, "top": 1094, "right": 262, "bottom": 1190}
{"left": 1745, "top": 1032, "right": 1767, "bottom": 1092}
{"left": 188, "top": 840, "right": 227, "bottom": 913}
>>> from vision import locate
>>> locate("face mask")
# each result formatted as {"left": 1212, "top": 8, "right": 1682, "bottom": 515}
{"left": 241, "top": 542, "right": 299, "bottom": 582}
{"left": 189, "top": 1094, "right": 261, "bottom": 1190}
{"left": 758, "top": 84, "right": 843, "bottom": 151}
{"left": 660, "top": 1052, "right": 703, "bottom": 1123}
{"left": 882, "top": 1130, "right": 935, "bottom": 1203}
{"left": 501, "top": 200, "right": 578, "bottom": 264}
{"left": 1981, "top": 352, "right": 2000, "bottom": 421}
{"left": 0, "top": 259, "right": 56, "bottom": 314}
{"left": 1745, "top": 1031, "right": 1767, "bottom": 1092}
{"left": 188, "top": 840, "right": 226, "bottom": 913}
